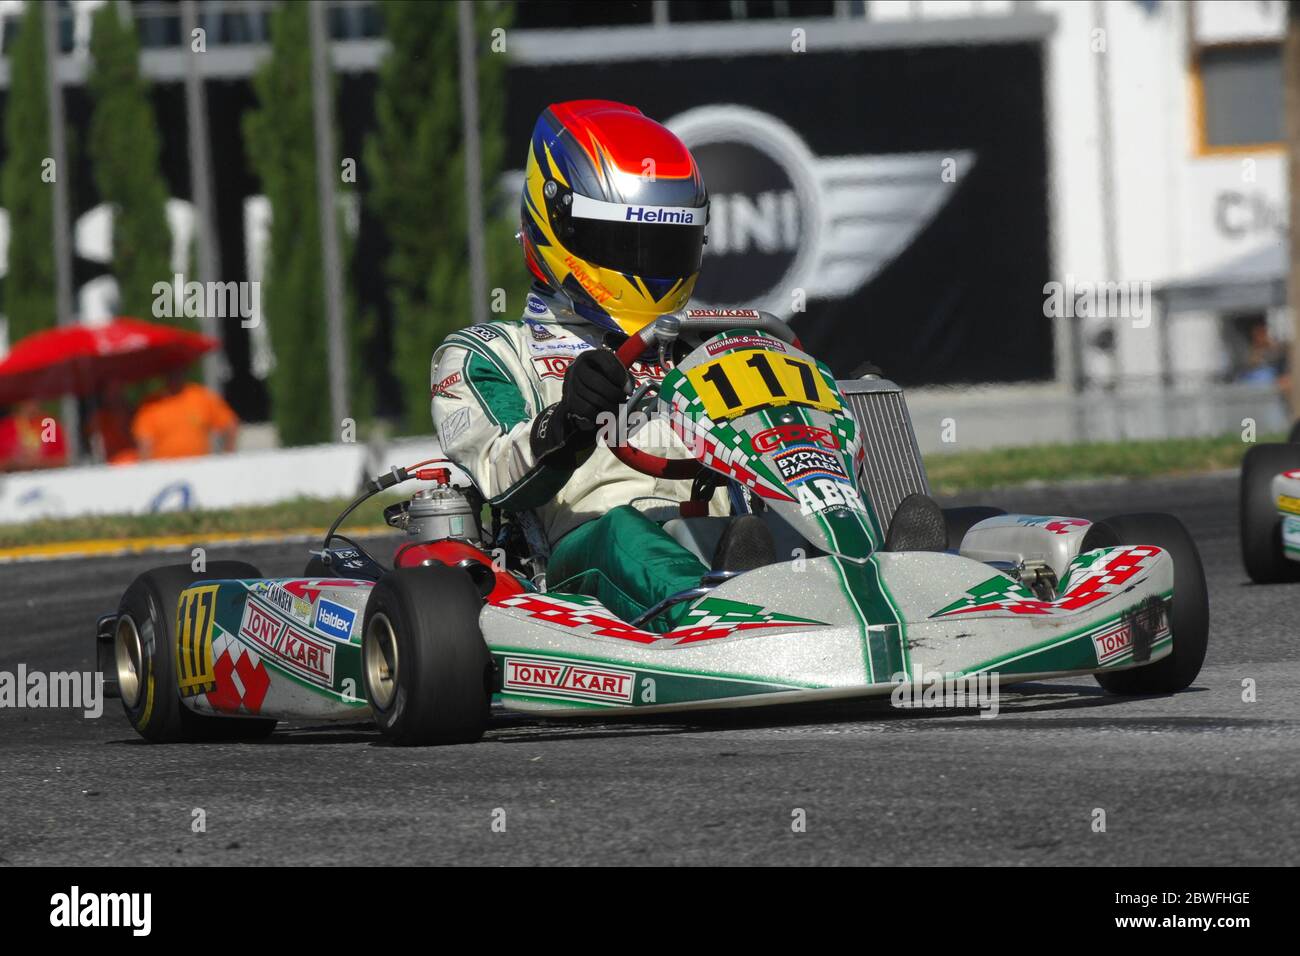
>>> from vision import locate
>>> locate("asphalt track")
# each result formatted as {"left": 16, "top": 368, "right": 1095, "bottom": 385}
{"left": 0, "top": 471, "right": 1296, "bottom": 866}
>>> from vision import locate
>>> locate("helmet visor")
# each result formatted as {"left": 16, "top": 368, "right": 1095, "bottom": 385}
{"left": 566, "top": 194, "right": 706, "bottom": 278}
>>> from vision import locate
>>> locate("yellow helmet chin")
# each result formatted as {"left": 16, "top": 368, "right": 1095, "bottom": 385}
{"left": 520, "top": 100, "right": 709, "bottom": 338}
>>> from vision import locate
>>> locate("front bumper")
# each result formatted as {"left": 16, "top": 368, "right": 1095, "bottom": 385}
{"left": 96, "top": 613, "right": 119, "bottom": 698}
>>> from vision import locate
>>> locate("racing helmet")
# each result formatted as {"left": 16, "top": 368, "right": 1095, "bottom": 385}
{"left": 520, "top": 99, "right": 708, "bottom": 337}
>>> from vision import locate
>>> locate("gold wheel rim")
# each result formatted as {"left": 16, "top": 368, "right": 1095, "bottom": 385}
{"left": 115, "top": 615, "right": 144, "bottom": 709}
{"left": 364, "top": 613, "right": 400, "bottom": 710}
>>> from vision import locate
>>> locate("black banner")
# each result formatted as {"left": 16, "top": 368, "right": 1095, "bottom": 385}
{"left": 506, "top": 43, "right": 1053, "bottom": 386}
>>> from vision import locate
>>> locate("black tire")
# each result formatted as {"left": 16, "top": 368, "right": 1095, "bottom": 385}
{"left": 361, "top": 565, "right": 490, "bottom": 745}
{"left": 1083, "top": 514, "right": 1208, "bottom": 695}
{"left": 942, "top": 506, "right": 1006, "bottom": 550}
{"left": 116, "top": 561, "right": 278, "bottom": 742}
{"left": 1239, "top": 443, "right": 1300, "bottom": 583}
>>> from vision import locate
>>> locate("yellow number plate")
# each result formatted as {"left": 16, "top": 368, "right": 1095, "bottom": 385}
{"left": 176, "top": 584, "right": 220, "bottom": 697}
{"left": 686, "top": 351, "right": 841, "bottom": 420}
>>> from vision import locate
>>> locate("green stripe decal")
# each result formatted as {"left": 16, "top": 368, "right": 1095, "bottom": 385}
{"left": 462, "top": 351, "right": 529, "bottom": 432}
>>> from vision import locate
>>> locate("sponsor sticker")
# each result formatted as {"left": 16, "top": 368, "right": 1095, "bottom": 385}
{"left": 629, "top": 361, "right": 667, "bottom": 384}
{"left": 431, "top": 371, "right": 462, "bottom": 399}
{"left": 240, "top": 600, "right": 286, "bottom": 654}
{"left": 687, "top": 308, "right": 761, "bottom": 318}
{"left": 525, "top": 318, "right": 555, "bottom": 339}
{"left": 533, "top": 355, "right": 574, "bottom": 380}
{"left": 796, "top": 478, "right": 866, "bottom": 516}
{"left": 527, "top": 338, "right": 593, "bottom": 356}
{"left": 278, "top": 625, "right": 336, "bottom": 686}
{"left": 314, "top": 598, "right": 356, "bottom": 642}
{"left": 261, "top": 582, "right": 312, "bottom": 623}
{"left": 1091, "top": 604, "right": 1168, "bottom": 665}
{"left": 570, "top": 193, "right": 704, "bottom": 225}
{"left": 771, "top": 447, "right": 847, "bottom": 484}
{"left": 502, "top": 657, "right": 635, "bottom": 703}
{"left": 525, "top": 294, "right": 549, "bottom": 316}
{"left": 752, "top": 423, "right": 839, "bottom": 453}
{"left": 706, "top": 334, "right": 786, "bottom": 356}
{"left": 462, "top": 324, "right": 501, "bottom": 343}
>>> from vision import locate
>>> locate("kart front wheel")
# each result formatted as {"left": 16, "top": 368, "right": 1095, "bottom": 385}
{"left": 117, "top": 562, "right": 278, "bottom": 743}
{"left": 1239, "top": 443, "right": 1300, "bottom": 583}
{"left": 361, "top": 565, "right": 490, "bottom": 745}
{"left": 1083, "top": 514, "right": 1208, "bottom": 695}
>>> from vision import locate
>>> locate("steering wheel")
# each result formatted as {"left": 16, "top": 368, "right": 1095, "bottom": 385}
{"left": 604, "top": 332, "right": 704, "bottom": 480}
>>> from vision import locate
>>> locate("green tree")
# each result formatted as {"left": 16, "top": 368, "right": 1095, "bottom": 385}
{"left": 1, "top": 0, "right": 56, "bottom": 343}
{"left": 244, "top": 3, "right": 362, "bottom": 445}
{"left": 366, "top": 0, "right": 522, "bottom": 434}
{"left": 86, "top": 2, "right": 173, "bottom": 324}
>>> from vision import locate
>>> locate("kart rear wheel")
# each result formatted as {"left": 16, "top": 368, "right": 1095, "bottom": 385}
{"left": 117, "top": 562, "right": 278, "bottom": 743}
{"left": 1083, "top": 514, "right": 1208, "bottom": 695}
{"left": 942, "top": 506, "right": 1006, "bottom": 551}
{"left": 361, "top": 565, "right": 490, "bottom": 745}
{"left": 1239, "top": 443, "right": 1300, "bottom": 583}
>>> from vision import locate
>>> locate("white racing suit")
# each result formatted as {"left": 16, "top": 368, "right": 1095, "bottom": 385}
{"left": 430, "top": 287, "right": 726, "bottom": 626}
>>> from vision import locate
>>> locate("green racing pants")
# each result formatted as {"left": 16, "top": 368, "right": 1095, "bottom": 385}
{"left": 547, "top": 505, "right": 709, "bottom": 633}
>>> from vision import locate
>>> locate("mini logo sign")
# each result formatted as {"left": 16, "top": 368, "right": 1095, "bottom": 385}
{"left": 502, "top": 657, "right": 635, "bottom": 704}
{"left": 665, "top": 105, "right": 973, "bottom": 316}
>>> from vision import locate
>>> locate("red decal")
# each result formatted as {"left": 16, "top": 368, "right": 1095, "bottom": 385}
{"left": 752, "top": 424, "right": 839, "bottom": 454}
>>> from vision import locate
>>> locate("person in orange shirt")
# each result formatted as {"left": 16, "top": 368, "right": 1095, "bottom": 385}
{"left": 132, "top": 370, "right": 239, "bottom": 460}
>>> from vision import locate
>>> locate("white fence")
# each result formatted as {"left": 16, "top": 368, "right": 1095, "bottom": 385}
{"left": 0, "top": 436, "right": 452, "bottom": 526}
{"left": 0, "top": 381, "right": 1284, "bottom": 525}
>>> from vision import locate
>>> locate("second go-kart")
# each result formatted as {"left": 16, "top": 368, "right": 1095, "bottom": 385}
{"left": 1239, "top": 420, "right": 1300, "bottom": 582}
{"left": 97, "top": 310, "right": 1209, "bottom": 745}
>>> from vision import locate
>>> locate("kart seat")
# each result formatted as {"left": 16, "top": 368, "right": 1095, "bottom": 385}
{"left": 711, "top": 515, "right": 776, "bottom": 572}
{"left": 884, "top": 493, "right": 948, "bottom": 552}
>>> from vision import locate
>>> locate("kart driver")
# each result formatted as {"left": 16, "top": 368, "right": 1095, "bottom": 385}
{"left": 430, "top": 99, "right": 773, "bottom": 631}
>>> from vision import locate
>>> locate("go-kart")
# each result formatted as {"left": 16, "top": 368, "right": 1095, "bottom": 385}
{"left": 1239, "top": 421, "right": 1300, "bottom": 582}
{"left": 97, "top": 310, "right": 1209, "bottom": 745}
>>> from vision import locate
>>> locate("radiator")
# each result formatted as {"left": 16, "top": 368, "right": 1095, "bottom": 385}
{"left": 836, "top": 378, "right": 931, "bottom": 530}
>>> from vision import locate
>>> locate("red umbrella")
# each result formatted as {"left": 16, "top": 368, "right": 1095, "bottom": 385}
{"left": 0, "top": 317, "right": 218, "bottom": 405}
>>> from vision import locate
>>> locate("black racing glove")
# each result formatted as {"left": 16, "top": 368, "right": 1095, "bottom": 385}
{"left": 530, "top": 348, "right": 630, "bottom": 465}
